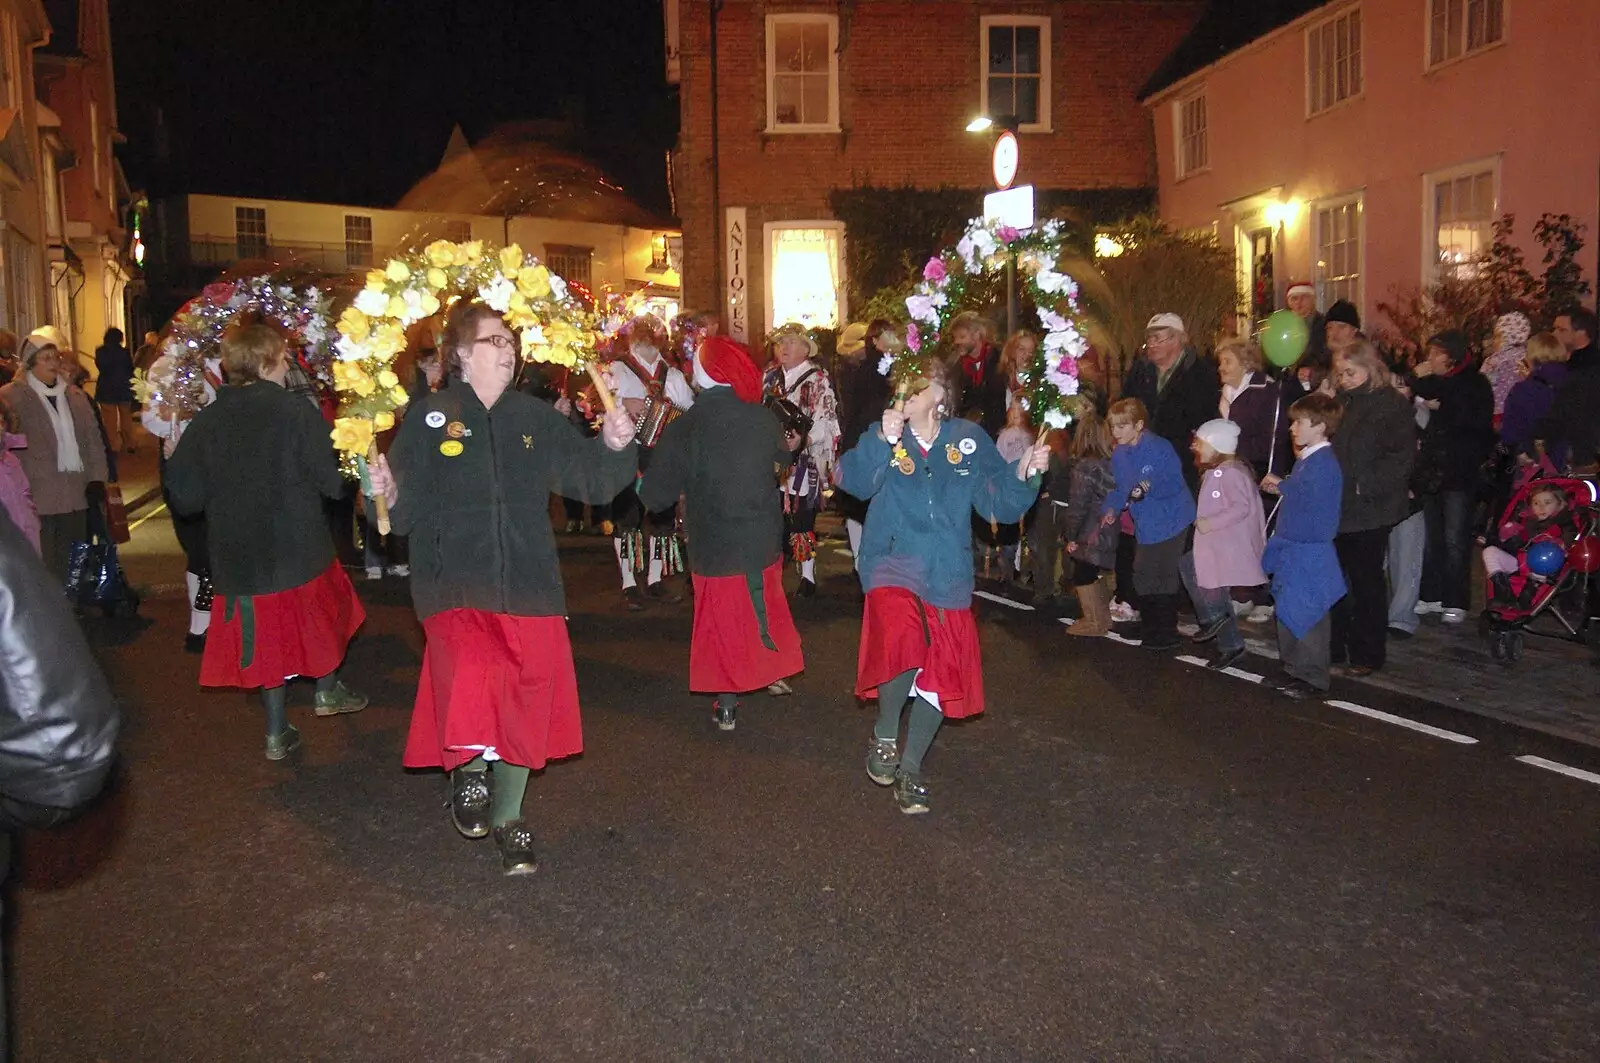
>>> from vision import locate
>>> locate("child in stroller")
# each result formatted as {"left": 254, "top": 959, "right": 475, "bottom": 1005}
{"left": 1478, "top": 478, "right": 1598, "bottom": 662}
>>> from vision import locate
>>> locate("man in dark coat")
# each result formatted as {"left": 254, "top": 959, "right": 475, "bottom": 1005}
{"left": 1287, "top": 280, "right": 1330, "bottom": 389}
{"left": 1119, "top": 312, "right": 1221, "bottom": 493}
{"left": 1536, "top": 306, "right": 1599, "bottom": 472}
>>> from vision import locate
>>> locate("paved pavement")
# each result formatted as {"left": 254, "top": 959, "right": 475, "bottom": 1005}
{"left": 14, "top": 515, "right": 1600, "bottom": 1061}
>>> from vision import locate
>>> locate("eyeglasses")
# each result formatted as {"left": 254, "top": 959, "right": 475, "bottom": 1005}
{"left": 474, "top": 334, "right": 514, "bottom": 350}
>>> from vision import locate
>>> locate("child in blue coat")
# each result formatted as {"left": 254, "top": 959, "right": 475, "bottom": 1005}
{"left": 1099, "top": 398, "right": 1196, "bottom": 650}
{"left": 1260, "top": 392, "right": 1347, "bottom": 697}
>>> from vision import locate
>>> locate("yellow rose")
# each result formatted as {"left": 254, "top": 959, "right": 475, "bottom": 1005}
{"left": 463, "top": 240, "right": 484, "bottom": 263}
{"left": 426, "top": 267, "right": 449, "bottom": 291}
{"left": 390, "top": 385, "right": 410, "bottom": 406}
{"left": 332, "top": 362, "right": 376, "bottom": 397}
{"left": 386, "top": 295, "right": 408, "bottom": 319}
{"left": 547, "top": 321, "right": 578, "bottom": 347}
{"left": 365, "top": 269, "right": 388, "bottom": 293}
{"left": 425, "top": 240, "right": 458, "bottom": 269}
{"left": 369, "top": 322, "right": 407, "bottom": 360}
{"left": 499, "top": 245, "right": 524, "bottom": 274}
{"left": 377, "top": 369, "right": 399, "bottom": 389}
{"left": 516, "top": 265, "right": 551, "bottom": 300}
{"left": 385, "top": 259, "right": 411, "bottom": 283}
{"left": 331, "top": 417, "right": 375, "bottom": 455}
{"left": 419, "top": 292, "right": 441, "bottom": 317}
{"left": 337, "top": 306, "right": 371, "bottom": 342}
{"left": 373, "top": 410, "right": 396, "bottom": 432}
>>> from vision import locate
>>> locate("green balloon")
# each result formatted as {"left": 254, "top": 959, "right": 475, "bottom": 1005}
{"left": 1260, "top": 309, "right": 1309, "bottom": 367}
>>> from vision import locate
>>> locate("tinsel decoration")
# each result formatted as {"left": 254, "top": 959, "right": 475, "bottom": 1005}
{"left": 790, "top": 531, "right": 817, "bottom": 566}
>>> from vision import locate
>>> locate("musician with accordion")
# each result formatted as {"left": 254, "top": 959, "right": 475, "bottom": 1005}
{"left": 606, "top": 316, "right": 696, "bottom": 610}
{"left": 764, "top": 323, "right": 842, "bottom": 598}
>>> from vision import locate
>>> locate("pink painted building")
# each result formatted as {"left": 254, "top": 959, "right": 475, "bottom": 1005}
{"left": 1142, "top": 0, "right": 1600, "bottom": 333}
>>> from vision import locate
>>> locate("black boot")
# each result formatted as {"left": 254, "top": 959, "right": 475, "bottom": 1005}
{"left": 1140, "top": 595, "right": 1181, "bottom": 651}
{"left": 1490, "top": 572, "right": 1515, "bottom": 606}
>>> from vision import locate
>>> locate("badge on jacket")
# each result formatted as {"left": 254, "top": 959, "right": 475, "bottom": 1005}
{"left": 445, "top": 421, "right": 467, "bottom": 440}
{"left": 424, "top": 410, "right": 446, "bottom": 429}
{"left": 440, "top": 440, "right": 464, "bottom": 457}
{"left": 946, "top": 443, "right": 962, "bottom": 465}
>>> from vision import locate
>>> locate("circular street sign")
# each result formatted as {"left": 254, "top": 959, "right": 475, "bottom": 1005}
{"left": 992, "top": 130, "right": 1019, "bottom": 190}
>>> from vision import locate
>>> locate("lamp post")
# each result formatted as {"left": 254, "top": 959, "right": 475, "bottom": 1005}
{"left": 969, "top": 114, "right": 1026, "bottom": 337}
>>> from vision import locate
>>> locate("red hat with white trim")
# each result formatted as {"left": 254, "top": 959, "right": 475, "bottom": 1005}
{"left": 1285, "top": 280, "right": 1315, "bottom": 298}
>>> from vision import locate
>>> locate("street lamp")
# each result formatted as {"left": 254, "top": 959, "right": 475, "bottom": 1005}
{"left": 965, "top": 115, "right": 993, "bottom": 133}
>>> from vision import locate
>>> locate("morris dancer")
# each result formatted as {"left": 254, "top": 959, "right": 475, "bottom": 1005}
{"left": 837, "top": 356, "right": 1047, "bottom": 815}
{"left": 764, "top": 322, "right": 841, "bottom": 597}
{"left": 166, "top": 324, "right": 368, "bottom": 761}
{"left": 607, "top": 315, "right": 695, "bottom": 610}
{"left": 142, "top": 340, "right": 226, "bottom": 652}
{"left": 639, "top": 336, "right": 804, "bottom": 731}
{"left": 370, "top": 300, "right": 638, "bottom": 876}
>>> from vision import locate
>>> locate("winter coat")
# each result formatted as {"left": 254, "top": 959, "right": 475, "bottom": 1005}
{"left": 639, "top": 386, "right": 794, "bottom": 577}
{"left": 388, "top": 386, "right": 639, "bottom": 621}
{"left": 1480, "top": 345, "right": 1524, "bottom": 415}
{"left": 1121, "top": 349, "right": 1221, "bottom": 491}
{"left": 93, "top": 343, "right": 135, "bottom": 404}
{"left": 165, "top": 381, "right": 349, "bottom": 598}
{"left": 1413, "top": 367, "right": 1495, "bottom": 492}
{"left": 1331, "top": 385, "right": 1415, "bottom": 534}
{"left": 835, "top": 353, "right": 893, "bottom": 453}
{"left": 0, "top": 379, "right": 109, "bottom": 515}
{"left": 838, "top": 418, "right": 1038, "bottom": 609}
{"left": 1192, "top": 460, "right": 1267, "bottom": 589}
{"left": 0, "top": 434, "right": 39, "bottom": 552}
{"left": 1103, "top": 432, "right": 1196, "bottom": 545}
{"left": 1059, "top": 455, "right": 1117, "bottom": 569}
{"left": 1500, "top": 361, "right": 1567, "bottom": 456}
{"left": 0, "top": 511, "right": 119, "bottom": 829}
{"left": 1536, "top": 344, "right": 1600, "bottom": 469}
{"left": 1222, "top": 372, "right": 1293, "bottom": 478}
{"left": 1261, "top": 445, "right": 1346, "bottom": 638}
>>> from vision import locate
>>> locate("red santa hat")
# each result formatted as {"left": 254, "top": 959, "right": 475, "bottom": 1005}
{"left": 696, "top": 336, "right": 764, "bottom": 403}
{"left": 1285, "top": 280, "right": 1315, "bottom": 299}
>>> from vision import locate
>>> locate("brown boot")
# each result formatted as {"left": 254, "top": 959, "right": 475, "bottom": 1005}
{"left": 1067, "top": 582, "right": 1108, "bottom": 636}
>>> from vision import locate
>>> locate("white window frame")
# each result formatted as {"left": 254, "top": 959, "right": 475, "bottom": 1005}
{"left": 762, "top": 220, "right": 846, "bottom": 333}
{"left": 1426, "top": 0, "right": 1507, "bottom": 70}
{"left": 980, "top": 15, "right": 1052, "bottom": 134}
{"left": 1312, "top": 192, "right": 1364, "bottom": 309}
{"left": 765, "top": 13, "right": 840, "bottom": 134}
{"left": 1173, "top": 90, "right": 1208, "bottom": 180}
{"left": 1422, "top": 156, "right": 1501, "bottom": 282}
{"left": 1306, "top": 5, "right": 1363, "bottom": 117}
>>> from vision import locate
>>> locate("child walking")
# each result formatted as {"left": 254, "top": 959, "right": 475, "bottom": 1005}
{"left": 1183, "top": 419, "right": 1266, "bottom": 670}
{"left": 1060, "top": 412, "right": 1118, "bottom": 636}
{"left": 1259, "top": 393, "right": 1346, "bottom": 698}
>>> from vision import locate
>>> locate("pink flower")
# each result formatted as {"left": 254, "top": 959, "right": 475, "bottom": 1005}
{"left": 202, "top": 281, "right": 237, "bottom": 306}
{"left": 996, "top": 225, "right": 1020, "bottom": 245}
{"left": 923, "top": 257, "right": 947, "bottom": 284}
{"left": 1060, "top": 356, "right": 1079, "bottom": 378}
{"left": 906, "top": 323, "right": 921, "bottom": 352}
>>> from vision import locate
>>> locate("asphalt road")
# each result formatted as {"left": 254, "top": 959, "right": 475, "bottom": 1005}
{"left": 13, "top": 531, "right": 1600, "bottom": 1062}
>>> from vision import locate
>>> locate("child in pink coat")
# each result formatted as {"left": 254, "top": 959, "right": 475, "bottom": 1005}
{"left": 1182, "top": 418, "right": 1266, "bottom": 670}
{"left": 0, "top": 399, "right": 40, "bottom": 552}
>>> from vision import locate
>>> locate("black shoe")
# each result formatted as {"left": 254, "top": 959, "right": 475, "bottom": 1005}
{"left": 450, "top": 770, "right": 492, "bottom": 839}
{"left": 1206, "top": 646, "right": 1246, "bottom": 671}
{"left": 795, "top": 578, "right": 817, "bottom": 599}
{"left": 1265, "top": 674, "right": 1321, "bottom": 699}
{"left": 644, "top": 581, "right": 682, "bottom": 604}
{"left": 184, "top": 632, "right": 206, "bottom": 655}
{"left": 1387, "top": 626, "right": 1414, "bottom": 641}
{"left": 1141, "top": 631, "right": 1181, "bottom": 651}
{"left": 624, "top": 586, "right": 645, "bottom": 611}
{"left": 713, "top": 700, "right": 738, "bottom": 731}
{"left": 493, "top": 820, "right": 538, "bottom": 876}
{"left": 1190, "top": 615, "right": 1230, "bottom": 643}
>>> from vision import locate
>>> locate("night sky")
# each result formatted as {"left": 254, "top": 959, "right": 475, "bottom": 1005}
{"left": 109, "top": 0, "right": 678, "bottom": 214}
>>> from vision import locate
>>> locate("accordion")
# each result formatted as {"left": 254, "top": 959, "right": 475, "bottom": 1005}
{"left": 766, "top": 396, "right": 813, "bottom": 441}
{"left": 634, "top": 395, "right": 683, "bottom": 447}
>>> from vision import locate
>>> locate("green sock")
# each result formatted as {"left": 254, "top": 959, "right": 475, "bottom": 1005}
{"left": 491, "top": 763, "right": 531, "bottom": 827}
{"left": 458, "top": 755, "right": 487, "bottom": 775}
{"left": 261, "top": 685, "right": 288, "bottom": 737}
{"left": 874, "top": 668, "right": 918, "bottom": 741}
{"left": 314, "top": 671, "right": 338, "bottom": 696}
{"left": 899, "top": 696, "right": 943, "bottom": 777}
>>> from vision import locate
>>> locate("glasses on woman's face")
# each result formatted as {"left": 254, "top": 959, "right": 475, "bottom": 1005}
{"left": 475, "top": 333, "right": 514, "bottom": 351}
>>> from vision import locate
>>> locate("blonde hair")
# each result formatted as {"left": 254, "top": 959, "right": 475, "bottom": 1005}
{"left": 1069, "top": 411, "right": 1113, "bottom": 460}
{"left": 999, "top": 329, "right": 1038, "bottom": 374}
{"left": 1215, "top": 335, "right": 1263, "bottom": 374}
{"left": 1334, "top": 340, "right": 1392, "bottom": 391}
{"left": 1107, "top": 397, "right": 1147, "bottom": 427}
{"left": 1526, "top": 331, "right": 1567, "bottom": 366}
{"left": 948, "top": 311, "right": 994, "bottom": 346}
{"left": 220, "top": 322, "right": 287, "bottom": 382}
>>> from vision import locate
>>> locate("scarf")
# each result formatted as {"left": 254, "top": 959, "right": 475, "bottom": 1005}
{"left": 25, "top": 372, "right": 83, "bottom": 473}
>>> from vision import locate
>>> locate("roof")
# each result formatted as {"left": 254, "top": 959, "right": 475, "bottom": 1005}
{"left": 1139, "top": 0, "right": 1332, "bottom": 101}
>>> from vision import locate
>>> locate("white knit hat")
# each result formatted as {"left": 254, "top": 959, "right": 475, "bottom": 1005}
{"left": 1195, "top": 418, "right": 1241, "bottom": 455}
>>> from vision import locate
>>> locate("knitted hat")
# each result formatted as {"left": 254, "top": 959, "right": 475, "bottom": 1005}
{"left": 1326, "top": 299, "right": 1361, "bottom": 328}
{"left": 19, "top": 330, "right": 61, "bottom": 369}
{"left": 1496, "top": 311, "right": 1531, "bottom": 346}
{"left": 696, "top": 336, "right": 764, "bottom": 403}
{"left": 1194, "top": 418, "right": 1241, "bottom": 455}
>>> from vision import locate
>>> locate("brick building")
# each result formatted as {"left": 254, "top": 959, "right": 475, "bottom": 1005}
{"left": 669, "top": 0, "right": 1201, "bottom": 343}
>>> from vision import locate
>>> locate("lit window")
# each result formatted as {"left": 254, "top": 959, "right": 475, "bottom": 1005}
{"left": 766, "top": 15, "right": 838, "bottom": 132}
{"left": 1429, "top": 0, "right": 1504, "bottom": 67}
{"left": 981, "top": 17, "right": 1050, "bottom": 131}
{"left": 344, "top": 215, "right": 374, "bottom": 268}
{"left": 235, "top": 206, "right": 267, "bottom": 260}
{"left": 1176, "top": 92, "right": 1207, "bottom": 178}
{"left": 767, "top": 224, "right": 843, "bottom": 331}
{"left": 649, "top": 233, "right": 669, "bottom": 271}
{"left": 545, "top": 244, "right": 593, "bottom": 291}
{"left": 1314, "top": 195, "right": 1362, "bottom": 306}
{"left": 1307, "top": 7, "right": 1362, "bottom": 115}
{"left": 1428, "top": 162, "right": 1497, "bottom": 278}
{"left": 443, "top": 220, "right": 472, "bottom": 244}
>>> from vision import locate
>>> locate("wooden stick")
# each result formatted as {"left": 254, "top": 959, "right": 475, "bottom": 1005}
{"left": 367, "top": 441, "right": 391, "bottom": 535}
{"left": 586, "top": 363, "right": 617, "bottom": 413}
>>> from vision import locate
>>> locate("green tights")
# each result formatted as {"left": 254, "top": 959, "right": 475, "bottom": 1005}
{"left": 459, "top": 757, "right": 532, "bottom": 827}
{"left": 260, "top": 672, "right": 342, "bottom": 737}
{"left": 873, "top": 668, "right": 944, "bottom": 776}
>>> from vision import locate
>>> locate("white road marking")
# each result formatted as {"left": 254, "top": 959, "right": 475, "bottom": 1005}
{"left": 1175, "top": 654, "right": 1266, "bottom": 683}
{"left": 973, "top": 590, "right": 1034, "bottom": 611}
{"left": 1515, "top": 755, "right": 1600, "bottom": 787}
{"left": 1323, "top": 700, "right": 1478, "bottom": 745}
{"left": 1105, "top": 631, "right": 1142, "bottom": 647}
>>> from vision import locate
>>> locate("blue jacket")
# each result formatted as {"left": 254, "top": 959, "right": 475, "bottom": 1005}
{"left": 1261, "top": 445, "right": 1346, "bottom": 637}
{"left": 1102, "top": 432, "right": 1196, "bottom": 544}
{"left": 839, "top": 418, "right": 1038, "bottom": 608}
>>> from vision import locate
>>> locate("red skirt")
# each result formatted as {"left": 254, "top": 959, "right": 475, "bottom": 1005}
{"left": 855, "top": 586, "right": 985, "bottom": 719}
{"left": 689, "top": 562, "right": 804, "bottom": 693}
{"left": 403, "top": 610, "right": 583, "bottom": 772}
{"left": 200, "top": 563, "right": 365, "bottom": 689}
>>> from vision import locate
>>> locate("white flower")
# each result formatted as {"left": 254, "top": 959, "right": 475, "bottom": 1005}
{"left": 400, "top": 289, "right": 431, "bottom": 323}
{"left": 1034, "top": 269, "right": 1071, "bottom": 294}
{"left": 1043, "top": 407, "right": 1070, "bottom": 429}
{"left": 905, "top": 293, "right": 940, "bottom": 324}
{"left": 1058, "top": 376, "right": 1080, "bottom": 397}
{"left": 334, "top": 335, "right": 368, "bottom": 362}
{"left": 549, "top": 274, "right": 568, "bottom": 301}
{"left": 481, "top": 275, "right": 515, "bottom": 313}
{"left": 354, "top": 288, "right": 390, "bottom": 317}
{"left": 956, "top": 235, "right": 981, "bottom": 274}
{"left": 969, "top": 227, "right": 997, "bottom": 257}
{"left": 877, "top": 353, "right": 894, "bottom": 377}
{"left": 1038, "top": 307, "right": 1070, "bottom": 334}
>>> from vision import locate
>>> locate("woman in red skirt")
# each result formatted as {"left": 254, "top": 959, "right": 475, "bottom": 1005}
{"left": 836, "top": 355, "right": 1047, "bottom": 813}
{"left": 370, "top": 301, "right": 637, "bottom": 876}
{"left": 638, "top": 336, "right": 804, "bottom": 730}
{"left": 166, "top": 323, "right": 368, "bottom": 761}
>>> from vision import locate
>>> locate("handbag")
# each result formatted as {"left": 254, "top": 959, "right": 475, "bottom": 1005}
{"left": 103, "top": 481, "right": 130, "bottom": 544}
{"left": 66, "top": 536, "right": 138, "bottom": 615}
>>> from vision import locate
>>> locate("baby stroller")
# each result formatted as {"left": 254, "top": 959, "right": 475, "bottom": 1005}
{"left": 1479, "top": 476, "right": 1599, "bottom": 664}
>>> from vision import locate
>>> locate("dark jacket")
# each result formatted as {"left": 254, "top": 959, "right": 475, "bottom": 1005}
{"left": 1059, "top": 455, "right": 1118, "bottom": 569}
{"left": 93, "top": 343, "right": 135, "bottom": 403}
{"left": 1536, "top": 343, "right": 1600, "bottom": 468}
{"left": 389, "top": 386, "right": 637, "bottom": 620}
{"left": 1224, "top": 372, "right": 1294, "bottom": 479}
{"left": 0, "top": 512, "right": 119, "bottom": 829}
{"left": 639, "top": 387, "right": 794, "bottom": 577}
{"left": 1501, "top": 361, "right": 1568, "bottom": 456}
{"left": 1120, "top": 348, "right": 1221, "bottom": 492}
{"left": 835, "top": 353, "right": 893, "bottom": 453}
{"left": 957, "top": 345, "right": 1009, "bottom": 438}
{"left": 1413, "top": 367, "right": 1495, "bottom": 491}
{"left": 1331, "top": 385, "right": 1416, "bottom": 534}
{"left": 166, "top": 381, "right": 347, "bottom": 597}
